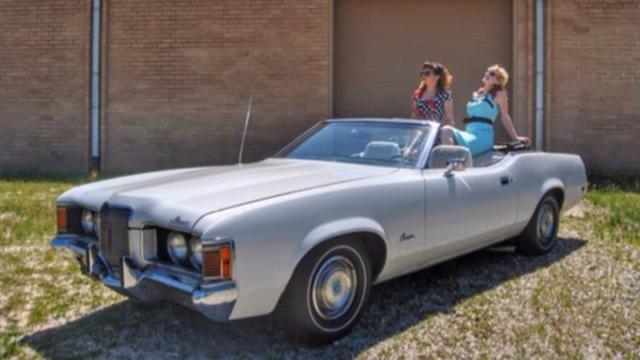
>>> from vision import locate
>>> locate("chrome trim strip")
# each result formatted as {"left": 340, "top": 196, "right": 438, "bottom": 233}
{"left": 102, "top": 275, "right": 121, "bottom": 288}
{"left": 143, "top": 265, "right": 198, "bottom": 293}
{"left": 327, "top": 117, "right": 431, "bottom": 126}
{"left": 153, "top": 261, "right": 200, "bottom": 277}
{"left": 52, "top": 239, "right": 86, "bottom": 257}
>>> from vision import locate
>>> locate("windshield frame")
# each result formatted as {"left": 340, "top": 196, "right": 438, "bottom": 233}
{"left": 273, "top": 119, "right": 438, "bottom": 169}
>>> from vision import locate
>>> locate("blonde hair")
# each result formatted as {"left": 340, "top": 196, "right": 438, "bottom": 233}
{"left": 488, "top": 64, "right": 509, "bottom": 88}
{"left": 478, "top": 64, "right": 509, "bottom": 97}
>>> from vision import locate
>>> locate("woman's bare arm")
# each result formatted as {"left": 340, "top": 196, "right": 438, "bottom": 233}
{"left": 495, "top": 91, "right": 531, "bottom": 145}
{"left": 410, "top": 98, "right": 418, "bottom": 119}
{"left": 410, "top": 106, "right": 418, "bottom": 119}
{"left": 444, "top": 100, "right": 455, "bottom": 126}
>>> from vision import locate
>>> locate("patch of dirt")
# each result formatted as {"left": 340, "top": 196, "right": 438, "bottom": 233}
{"left": 563, "top": 201, "right": 603, "bottom": 219}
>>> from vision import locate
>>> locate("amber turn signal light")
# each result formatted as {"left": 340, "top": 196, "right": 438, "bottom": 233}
{"left": 221, "top": 245, "right": 231, "bottom": 279}
{"left": 202, "top": 243, "right": 232, "bottom": 281}
{"left": 56, "top": 207, "right": 68, "bottom": 233}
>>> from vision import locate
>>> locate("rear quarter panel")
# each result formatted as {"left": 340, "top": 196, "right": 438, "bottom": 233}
{"left": 510, "top": 152, "right": 587, "bottom": 229}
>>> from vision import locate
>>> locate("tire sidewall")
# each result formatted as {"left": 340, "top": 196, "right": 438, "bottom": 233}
{"left": 279, "top": 238, "right": 371, "bottom": 345}
{"left": 536, "top": 196, "right": 560, "bottom": 251}
{"left": 535, "top": 197, "right": 560, "bottom": 251}
{"left": 516, "top": 194, "right": 561, "bottom": 255}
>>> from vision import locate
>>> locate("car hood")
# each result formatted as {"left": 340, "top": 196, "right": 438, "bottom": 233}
{"left": 58, "top": 158, "right": 397, "bottom": 231}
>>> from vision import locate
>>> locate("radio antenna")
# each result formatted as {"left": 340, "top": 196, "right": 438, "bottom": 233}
{"left": 237, "top": 93, "right": 253, "bottom": 164}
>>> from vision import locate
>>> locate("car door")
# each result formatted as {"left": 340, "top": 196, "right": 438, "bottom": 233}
{"left": 422, "top": 163, "right": 518, "bottom": 263}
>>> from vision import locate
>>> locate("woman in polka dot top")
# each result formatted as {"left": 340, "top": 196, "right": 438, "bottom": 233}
{"left": 410, "top": 61, "right": 454, "bottom": 126}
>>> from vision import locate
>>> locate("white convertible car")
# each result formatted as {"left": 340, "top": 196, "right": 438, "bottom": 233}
{"left": 52, "top": 119, "right": 587, "bottom": 345}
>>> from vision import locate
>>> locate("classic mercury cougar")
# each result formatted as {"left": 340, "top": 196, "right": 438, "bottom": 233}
{"left": 52, "top": 119, "right": 587, "bottom": 345}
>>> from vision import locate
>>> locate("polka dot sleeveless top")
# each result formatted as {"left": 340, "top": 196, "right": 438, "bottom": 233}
{"left": 413, "top": 89, "right": 452, "bottom": 121}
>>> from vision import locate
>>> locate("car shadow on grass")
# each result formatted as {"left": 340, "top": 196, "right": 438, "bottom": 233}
{"left": 23, "top": 237, "right": 585, "bottom": 359}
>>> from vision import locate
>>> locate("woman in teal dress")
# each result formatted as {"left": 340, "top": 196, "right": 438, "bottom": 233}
{"left": 440, "top": 65, "right": 530, "bottom": 156}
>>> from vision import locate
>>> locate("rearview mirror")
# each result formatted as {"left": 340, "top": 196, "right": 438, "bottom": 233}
{"left": 444, "top": 157, "right": 467, "bottom": 177}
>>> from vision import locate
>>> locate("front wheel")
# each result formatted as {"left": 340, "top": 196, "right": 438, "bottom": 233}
{"left": 277, "top": 239, "right": 371, "bottom": 346}
{"left": 515, "top": 194, "right": 560, "bottom": 255}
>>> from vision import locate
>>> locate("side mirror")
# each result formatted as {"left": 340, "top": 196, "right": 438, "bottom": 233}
{"left": 444, "top": 157, "right": 467, "bottom": 177}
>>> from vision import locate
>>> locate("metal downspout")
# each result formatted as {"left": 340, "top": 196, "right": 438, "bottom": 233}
{"left": 90, "top": 0, "right": 102, "bottom": 172}
{"left": 535, "top": 0, "right": 544, "bottom": 151}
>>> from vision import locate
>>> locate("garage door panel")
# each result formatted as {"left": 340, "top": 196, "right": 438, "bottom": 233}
{"left": 334, "top": 0, "right": 512, "bottom": 133}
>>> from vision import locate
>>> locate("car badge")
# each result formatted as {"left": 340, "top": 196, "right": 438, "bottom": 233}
{"left": 170, "top": 215, "right": 190, "bottom": 227}
{"left": 399, "top": 232, "right": 415, "bottom": 242}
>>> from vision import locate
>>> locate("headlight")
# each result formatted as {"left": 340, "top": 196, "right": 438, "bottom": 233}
{"left": 167, "top": 232, "right": 188, "bottom": 264}
{"left": 189, "top": 237, "right": 202, "bottom": 270}
{"left": 81, "top": 209, "right": 95, "bottom": 234}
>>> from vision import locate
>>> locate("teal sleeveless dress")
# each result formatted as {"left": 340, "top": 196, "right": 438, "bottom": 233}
{"left": 452, "top": 92, "right": 499, "bottom": 156}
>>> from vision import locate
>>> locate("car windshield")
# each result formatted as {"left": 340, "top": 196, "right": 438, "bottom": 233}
{"left": 275, "top": 121, "right": 430, "bottom": 168}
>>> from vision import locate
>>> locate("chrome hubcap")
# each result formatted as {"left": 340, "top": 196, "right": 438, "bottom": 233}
{"left": 538, "top": 203, "right": 556, "bottom": 243}
{"left": 312, "top": 255, "right": 357, "bottom": 321}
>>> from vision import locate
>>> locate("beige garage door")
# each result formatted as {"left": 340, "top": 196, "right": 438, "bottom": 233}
{"left": 334, "top": 0, "right": 513, "bottom": 123}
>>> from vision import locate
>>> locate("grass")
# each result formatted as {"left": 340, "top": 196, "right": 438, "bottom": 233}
{"left": 0, "top": 176, "right": 122, "bottom": 359}
{"left": 0, "top": 175, "right": 638, "bottom": 358}
{"left": 587, "top": 179, "right": 640, "bottom": 247}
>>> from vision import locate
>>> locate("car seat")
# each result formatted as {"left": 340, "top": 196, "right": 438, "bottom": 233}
{"left": 363, "top": 141, "right": 402, "bottom": 160}
{"left": 427, "top": 145, "right": 473, "bottom": 169}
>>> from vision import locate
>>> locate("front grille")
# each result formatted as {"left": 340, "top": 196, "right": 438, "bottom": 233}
{"left": 155, "top": 228, "right": 172, "bottom": 263}
{"left": 98, "top": 204, "right": 130, "bottom": 274}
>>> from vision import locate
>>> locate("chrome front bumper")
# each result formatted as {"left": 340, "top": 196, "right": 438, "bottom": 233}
{"left": 51, "top": 234, "right": 237, "bottom": 322}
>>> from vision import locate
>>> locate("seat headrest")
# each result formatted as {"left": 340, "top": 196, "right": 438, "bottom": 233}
{"left": 363, "top": 141, "right": 401, "bottom": 160}
{"left": 428, "top": 145, "right": 473, "bottom": 169}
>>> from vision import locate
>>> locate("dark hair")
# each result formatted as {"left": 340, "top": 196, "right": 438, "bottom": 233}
{"left": 417, "top": 61, "right": 452, "bottom": 95}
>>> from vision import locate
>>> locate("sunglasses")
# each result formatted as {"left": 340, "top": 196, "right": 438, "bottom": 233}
{"left": 485, "top": 71, "right": 497, "bottom": 78}
{"left": 420, "top": 70, "right": 434, "bottom": 76}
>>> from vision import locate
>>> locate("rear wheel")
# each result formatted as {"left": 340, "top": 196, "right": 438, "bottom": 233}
{"left": 278, "top": 239, "right": 371, "bottom": 346}
{"left": 516, "top": 194, "right": 560, "bottom": 255}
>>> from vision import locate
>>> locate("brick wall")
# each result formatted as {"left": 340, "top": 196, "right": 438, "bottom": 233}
{"left": 547, "top": 0, "right": 640, "bottom": 174}
{"left": 0, "top": 0, "right": 90, "bottom": 173}
{"left": 1, "top": 0, "right": 638, "bottom": 175}
{"left": 512, "top": 0, "right": 536, "bottom": 146}
{"left": 102, "top": 0, "right": 331, "bottom": 172}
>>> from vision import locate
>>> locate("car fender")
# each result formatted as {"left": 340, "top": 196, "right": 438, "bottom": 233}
{"left": 519, "top": 178, "right": 565, "bottom": 222}
{"left": 540, "top": 178, "right": 565, "bottom": 201}
{"left": 294, "top": 217, "right": 387, "bottom": 269}
{"left": 516, "top": 177, "right": 565, "bottom": 225}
